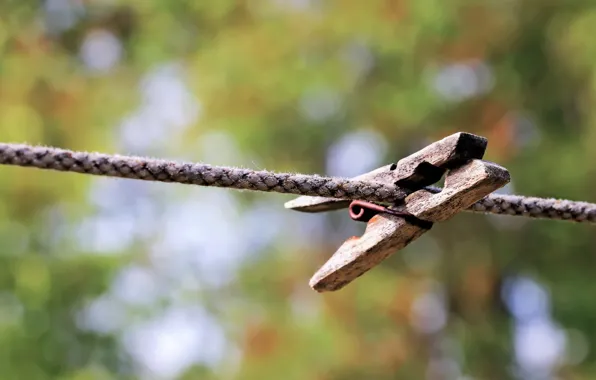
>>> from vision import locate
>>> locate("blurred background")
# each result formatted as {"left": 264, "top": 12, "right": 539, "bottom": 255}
{"left": 1, "top": 1, "right": 596, "bottom": 379}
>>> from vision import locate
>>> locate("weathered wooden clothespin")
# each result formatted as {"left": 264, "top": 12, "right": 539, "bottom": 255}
{"left": 285, "top": 133, "right": 510, "bottom": 292}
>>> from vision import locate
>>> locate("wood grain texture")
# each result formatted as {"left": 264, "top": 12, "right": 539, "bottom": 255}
{"left": 404, "top": 160, "right": 510, "bottom": 222}
{"left": 285, "top": 132, "right": 487, "bottom": 212}
{"left": 308, "top": 213, "right": 426, "bottom": 292}
{"left": 309, "top": 159, "right": 509, "bottom": 292}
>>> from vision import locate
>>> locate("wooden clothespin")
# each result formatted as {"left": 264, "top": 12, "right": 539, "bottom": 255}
{"left": 285, "top": 133, "right": 510, "bottom": 292}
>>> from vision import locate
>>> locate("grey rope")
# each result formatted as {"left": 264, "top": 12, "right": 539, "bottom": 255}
{"left": 427, "top": 187, "right": 596, "bottom": 224}
{"left": 0, "top": 143, "right": 406, "bottom": 204}
{"left": 1, "top": 143, "right": 595, "bottom": 224}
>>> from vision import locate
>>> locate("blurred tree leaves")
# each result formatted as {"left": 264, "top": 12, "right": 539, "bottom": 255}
{"left": 2, "top": 1, "right": 596, "bottom": 379}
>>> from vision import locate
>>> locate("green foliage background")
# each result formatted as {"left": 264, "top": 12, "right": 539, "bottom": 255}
{"left": 1, "top": 1, "right": 596, "bottom": 379}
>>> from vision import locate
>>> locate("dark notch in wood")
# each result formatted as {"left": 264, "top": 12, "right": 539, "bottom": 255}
{"left": 394, "top": 161, "right": 445, "bottom": 189}
{"left": 393, "top": 132, "right": 488, "bottom": 190}
{"left": 446, "top": 132, "right": 489, "bottom": 169}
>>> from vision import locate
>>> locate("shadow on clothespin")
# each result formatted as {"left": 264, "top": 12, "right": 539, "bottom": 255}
{"left": 285, "top": 132, "right": 510, "bottom": 292}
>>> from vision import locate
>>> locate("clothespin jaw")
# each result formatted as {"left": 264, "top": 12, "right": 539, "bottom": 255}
{"left": 284, "top": 132, "right": 510, "bottom": 292}
{"left": 284, "top": 132, "right": 488, "bottom": 213}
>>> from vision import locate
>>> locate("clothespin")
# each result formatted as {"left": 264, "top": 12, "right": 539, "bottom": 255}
{"left": 285, "top": 133, "right": 510, "bottom": 292}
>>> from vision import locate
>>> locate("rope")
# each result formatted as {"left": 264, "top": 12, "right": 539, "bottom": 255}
{"left": 428, "top": 187, "right": 596, "bottom": 224}
{"left": 0, "top": 143, "right": 406, "bottom": 203}
{"left": 1, "top": 143, "right": 595, "bottom": 224}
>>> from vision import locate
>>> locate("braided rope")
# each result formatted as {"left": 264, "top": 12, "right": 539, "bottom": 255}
{"left": 1, "top": 143, "right": 595, "bottom": 224}
{"left": 0, "top": 143, "right": 406, "bottom": 203}
{"left": 427, "top": 187, "right": 596, "bottom": 224}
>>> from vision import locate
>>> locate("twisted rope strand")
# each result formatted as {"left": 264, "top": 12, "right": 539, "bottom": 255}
{"left": 426, "top": 187, "right": 596, "bottom": 224}
{"left": 1, "top": 143, "right": 595, "bottom": 224}
{"left": 0, "top": 143, "right": 406, "bottom": 203}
